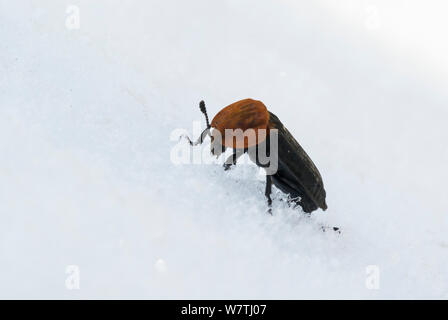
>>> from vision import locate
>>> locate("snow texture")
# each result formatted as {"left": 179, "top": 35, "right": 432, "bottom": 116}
{"left": 1, "top": 0, "right": 447, "bottom": 299}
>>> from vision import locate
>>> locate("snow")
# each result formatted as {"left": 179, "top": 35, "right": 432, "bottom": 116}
{"left": 1, "top": 0, "right": 447, "bottom": 299}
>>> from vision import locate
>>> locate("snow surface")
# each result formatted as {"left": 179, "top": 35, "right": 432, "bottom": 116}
{"left": 1, "top": 0, "right": 447, "bottom": 299}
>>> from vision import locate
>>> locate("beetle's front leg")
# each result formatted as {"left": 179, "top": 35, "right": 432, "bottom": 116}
{"left": 223, "top": 148, "right": 244, "bottom": 171}
{"left": 265, "top": 174, "right": 273, "bottom": 214}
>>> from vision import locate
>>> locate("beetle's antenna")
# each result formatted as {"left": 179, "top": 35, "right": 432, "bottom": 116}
{"left": 179, "top": 100, "right": 211, "bottom": 146}
{"left": 199, "top": 100, "right": 211, "bottom": 129}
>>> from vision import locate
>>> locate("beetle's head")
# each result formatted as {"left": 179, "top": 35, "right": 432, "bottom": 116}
{"left": 210, "top": 128, "right": 226, "bottom": 157}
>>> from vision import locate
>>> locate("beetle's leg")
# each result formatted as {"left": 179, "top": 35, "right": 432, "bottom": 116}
{"left": 265, "top": 174, "right": 273, "bottom": 214}
{"left": 223, "top": 148, "right": 244, "bottom": 171}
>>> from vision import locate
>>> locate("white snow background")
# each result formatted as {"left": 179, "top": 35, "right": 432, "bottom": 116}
{"left": 1, "top": 0, "right": 447, "bottom": 299}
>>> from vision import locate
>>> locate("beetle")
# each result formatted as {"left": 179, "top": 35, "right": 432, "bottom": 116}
{"left": 183, "top": 98, "right": 327, "bottom": 214}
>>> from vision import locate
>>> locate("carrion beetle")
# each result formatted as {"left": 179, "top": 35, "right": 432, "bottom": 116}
{"left": 183, "top": 98, "right": 328, "bottom": 215}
